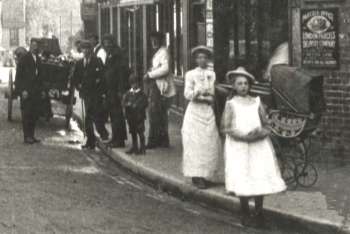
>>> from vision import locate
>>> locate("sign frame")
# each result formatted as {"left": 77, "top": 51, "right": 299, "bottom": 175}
{"left": 300, "top": 8, "right": 339, "bottom": 69}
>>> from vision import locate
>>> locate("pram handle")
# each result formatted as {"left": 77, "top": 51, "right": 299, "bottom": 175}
{"left": 269, "top": 110, "right": 314, "bottom": 119}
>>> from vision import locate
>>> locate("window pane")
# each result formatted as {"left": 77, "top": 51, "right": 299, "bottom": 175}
{"left": 228, "top": 0, "right": 288, "bottom": 80}
{"left": 10, "top": 29, "right": 19, "bottom": 47}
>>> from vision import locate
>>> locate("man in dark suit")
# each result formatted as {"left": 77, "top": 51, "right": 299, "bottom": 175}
{"left": 102, "top": 34, "right": 130, "bottom": 148}
{"left": 73, "top": 41, "right": 109, "bottom": 149}
{"left": 90, "top": 34, "right": 109, "bottom": 139}
{"left": 15, "top": 38, "right": 45, "bottom": 144}
{"left": 90, "top": 35, "right": 106, "bottom": 64}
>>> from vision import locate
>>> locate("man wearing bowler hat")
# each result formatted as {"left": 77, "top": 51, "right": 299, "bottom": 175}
{"left": 73, "top": 40, "right": 109, "bottom": 149}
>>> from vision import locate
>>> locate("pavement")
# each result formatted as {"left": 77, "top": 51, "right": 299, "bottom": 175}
{"left": 69, "top": 94, "right": 350, "bottom": 234}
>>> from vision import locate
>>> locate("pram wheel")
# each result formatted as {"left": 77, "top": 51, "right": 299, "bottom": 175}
{"left": 295, "top": 162, "right": 318, "bottom": 188}
{"left": 279, "top": 158, "right": 297, "bottom": 188}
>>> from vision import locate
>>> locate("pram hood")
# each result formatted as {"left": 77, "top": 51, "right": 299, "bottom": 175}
{"left": 270, "top": 65, "right": 324, "bottom": 114}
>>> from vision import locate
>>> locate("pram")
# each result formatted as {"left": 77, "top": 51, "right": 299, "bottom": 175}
{"left": 264, "top": 65, "right": 325, "bottom": 188}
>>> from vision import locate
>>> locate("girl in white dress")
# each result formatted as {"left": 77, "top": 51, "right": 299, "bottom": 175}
{"left": 220, "top": 67, "right": 286, "bottom": 227}
{"left": 182, "top": 46, "right": 221, "bottom": 189}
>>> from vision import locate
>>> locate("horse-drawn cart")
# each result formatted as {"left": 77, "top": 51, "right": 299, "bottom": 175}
{"left": 5, "top": 38, "right": 76, "bottom": 129}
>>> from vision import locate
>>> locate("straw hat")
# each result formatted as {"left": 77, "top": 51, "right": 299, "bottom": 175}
{"left": 225, "top": 67, "right": 256, "bottom": 83}
{"left": 191, "top": 45, "right": 213, "bottom": 58}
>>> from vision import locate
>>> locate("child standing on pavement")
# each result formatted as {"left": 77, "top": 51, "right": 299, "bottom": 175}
{"left": 220, "top": 67, "right": 286, "bottom": 227}
{"left": 122, "top": 74, "right": 148, "bottom": 155}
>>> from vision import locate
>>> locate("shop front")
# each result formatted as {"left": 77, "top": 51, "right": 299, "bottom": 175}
{"left": 94, "top": 0, "right": 350, "bottom": 154}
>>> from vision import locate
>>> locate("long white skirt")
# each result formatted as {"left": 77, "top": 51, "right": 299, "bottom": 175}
{"left": 225, "top": 136, "right": 286, "bottom": 196}
{"left": 182, "top": 102, "right": 221, "bottom": 180}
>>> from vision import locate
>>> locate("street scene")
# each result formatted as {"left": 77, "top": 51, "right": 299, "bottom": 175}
{"left": 1, "top": 0, "right": 350, "bottom": 233}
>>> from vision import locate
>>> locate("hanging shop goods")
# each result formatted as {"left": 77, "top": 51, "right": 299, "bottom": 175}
{"left": 301, "top": 8, "right": 339, "bottom": 69}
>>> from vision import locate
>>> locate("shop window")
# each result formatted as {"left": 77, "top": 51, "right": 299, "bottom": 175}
{"left": 188, "top": 0, "right": 214, "bottom": 69}
{"left": 151, "top": 0, "right": 184, "bottom": 77}
{"left": 120, "top": 7, "right": 130, "bottom": 54}
{"left": 112, "top": 7, "right": 118, "bottom": 37}
{"left": 170, "top": 0, "right": 184, "bottom": 77}
{"left": 190, "top": 0, "right": 206, "bottom": 48}
{"left": 100, "top": 7, "right": 110, "bottom": 36}
{"left": 119, "top": 6, "right": 143, "bottom": 75}
{"left": 10, "top": 29, "right": 19, "bottom": 47}
{"left": 211, "top": 0, "right": 288, "bottom": 81}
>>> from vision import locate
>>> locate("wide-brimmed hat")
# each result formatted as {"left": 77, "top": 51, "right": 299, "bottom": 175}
{"left": 191, "top": 45, "right": 213, "bottom": 58}
{"left": 225, "top": 67, "right": 256, "bottom": 83}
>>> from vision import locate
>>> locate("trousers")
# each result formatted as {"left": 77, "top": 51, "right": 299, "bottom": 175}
{"left": 83, "top": 97, "right": 109, "bottom": 145}
{"left": 20, "top": 93, "right": 41, "bottom": 139}
{"left": 106, "top": 90, "right": 127, "bottom": 143}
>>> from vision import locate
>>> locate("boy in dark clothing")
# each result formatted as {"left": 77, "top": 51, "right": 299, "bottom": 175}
{"left": 122, "top": 74, "right": 148, "bottom": 155}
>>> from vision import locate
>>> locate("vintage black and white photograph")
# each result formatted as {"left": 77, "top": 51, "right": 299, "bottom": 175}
{"left": 0, "top": 0, "right": 348, "bottom": 233}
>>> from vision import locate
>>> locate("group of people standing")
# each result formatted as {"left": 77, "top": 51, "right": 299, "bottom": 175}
{"left": 74, "top": 34, "right": 129, "bottom": 150}
{"left": 16, "top": 33, "right": 285, "bottom": 228}
{"left": 181, "top": 46, "right": 286, "bottom": 228}
{"left": 74, "top": 32, "right": 175, "bottom": 154}
{"left": 15, "top": 31, "right": 175, "bottom": 156}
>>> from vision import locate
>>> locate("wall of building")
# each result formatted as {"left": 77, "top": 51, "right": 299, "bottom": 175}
{"left": 2, "top": 28, "right": 26, "bottom": 50}
{"left": 291, "top": 0, "right": 350, "bottom": 155}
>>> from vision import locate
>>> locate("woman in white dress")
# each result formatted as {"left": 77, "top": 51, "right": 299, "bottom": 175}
{"left": 182, "top": 46, "right": 221, "bottom": 189}
{"left": 220, "top": 67, "right": 286, "bottom": 227}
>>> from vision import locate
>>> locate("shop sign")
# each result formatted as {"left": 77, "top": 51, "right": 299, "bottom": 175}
{"left": 118, "top": 0, "right": 158, "bottom": 7}
{"left": 301, "top": 8, "right": 339, "bottom": 69}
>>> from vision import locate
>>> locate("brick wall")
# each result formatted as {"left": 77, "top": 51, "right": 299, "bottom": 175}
{"left": 291, "top": 0, "right": 350, "bottom": 155}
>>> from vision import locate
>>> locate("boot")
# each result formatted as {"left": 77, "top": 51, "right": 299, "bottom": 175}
{"left": 126, "top": 133, "right": 138, "bottom": 155}
{"left": 239, "top": 197, "right": 250, "bottom": 226}
{"left": 252, "top": 196, "right": 266, "bottom": 228}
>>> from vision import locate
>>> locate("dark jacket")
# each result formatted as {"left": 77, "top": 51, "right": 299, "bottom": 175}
{"left": 73, "top": 55, "right": 105, "bottom": 99}
{"left": 15, "top": 52, "right": 43, "bottom": 95}
{"left": 122, "top": 89, "right": 148, "bottom": 124}
{"left": 104, "top": 47, "right": 130, "bottom": 95}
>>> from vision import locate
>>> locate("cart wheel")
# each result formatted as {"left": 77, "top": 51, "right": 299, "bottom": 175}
{"left": 295, "top": 162, "right": 318, "bottom": 188}
{"left": 7, "top": 69, "right": 14, "bottom": 121}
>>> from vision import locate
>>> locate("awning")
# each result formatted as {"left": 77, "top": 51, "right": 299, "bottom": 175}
{"left": 118, "top": 0, "right": 158, "bottom": 7}
{"left": 1, "top": 0, "right": 25, "bottom": 28}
